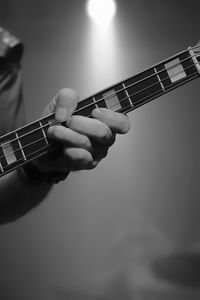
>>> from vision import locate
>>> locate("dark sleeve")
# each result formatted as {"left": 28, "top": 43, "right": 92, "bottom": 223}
{"left": 0, "top": 27, "right": 26, "bottom": 136}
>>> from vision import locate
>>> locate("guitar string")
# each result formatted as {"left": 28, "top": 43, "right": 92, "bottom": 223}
{"left": 2, "top": 45, "right": 200, "bottom": 149}
{"left": 0, "top": 66, "right": 199, "bottom": 170}
{"left": 0, "top": 62, "right": 199, "bottom": 164}
{"left": 0, "top": 144, "right": 51, "bottom": 177}
{"left": 24, "top": 49, "right": 198, "bottom": 122}
{"left": 0, "top": 67, "right": 198, "bottom": 178}
{"left": 1, "top": 69, "right": 198, "bottom": 176}
{"left": 0, "top": 56, "right": 198, "bottom": 151}
{"left": 87, "top": 65, "right": 199, "bottom": 115}
{"left": 0, "top": 44, "right": 200, "bottom": 164}
{"left": 1, "top": 71, "right": 198, "bottom": 173}
{"left": 75, "top": 51, "right": 200, "bottom": 115}
{"left": 117, "top": 71, "right": 198, "bottom": 114}
{"left": 1, "top": 50, "right": 199, "bottom": 150}
{"left": 2, "top": 49, "right": 200, "bottom": 142}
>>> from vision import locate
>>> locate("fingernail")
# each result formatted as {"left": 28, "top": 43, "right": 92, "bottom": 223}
{"left": 56, "top": 107, "right": 68, "bottom": 122}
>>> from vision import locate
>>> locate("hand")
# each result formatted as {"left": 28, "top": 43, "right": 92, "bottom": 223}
{"left": 33, "top": 88, "right": 130, "bottom": 174}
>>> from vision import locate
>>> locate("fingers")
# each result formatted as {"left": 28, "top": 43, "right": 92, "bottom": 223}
{"left": 92, "top": 107, "right": 130, "bottom": 134}
{"left": 41, "top": 90, "right": 130, "bottom": 175}
{"left": 63, "top": 144, "right": 110, "bottom": 171}
{"left": 48, "top": 125, "right": 93, "bottom": 151}
{"left": 54, "top": 88, "right": 78, "bottom": 122}
{"left": 63, "top": 148, "right": 99, "bottom": 171}
{"left": 32, "top": 146, "right": 98, "bottom": 172}
{"left": 66, "top": 115, "right": 116, "bottom": 146}
{"left": 48, "top": 114, "right": 116, "bottom": 147}
{"left": 47, "top": 115, "right": 113, "bottom": 171}
{"left": 42, "top": 88, "right": 79, "bottom": 122}
{"left": 48, "top": 146, "right": 107, "bottom": 172}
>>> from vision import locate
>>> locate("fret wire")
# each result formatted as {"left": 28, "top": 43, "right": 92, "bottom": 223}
{"left": 2, "top": 54, "right": 194, "bottom": 157}
{"left": 154, "top": 67, "right": 165, "bottom": 92}
{"left": 114, "top": 71, "right": 198, "bottom": 114}
{"left": 39, "top": 120, "right": 49, "bottom": 145}
{"left": 85, "top": 68, "right": 198, "bottom": 117}
{"left": 42, "top": 53, "right": 196, "bottom": 118}
{"left": 122, "top": 82, "right": 133, "bottom": 107}
{"left": 0, "top": 145, "right": 50, "bottom": 177}
{"left": 0, "top": 62, "right": 198, "bottom": 162}
{"left": 188, "top": 46, "right": 200, "bottom": 74}
{"left": 3, "top": 58, "right": 197, "bottom": 153}
{"left": 12, "top": 48, "right": 196, "bottom": 126}
{"left": 116, "top": 70, "right": 199, "bottom": 114}
{"left": 75, "top": 53, "right": 200, "bottom": 114}
{"left": 93, "top": 97, "right": 98, "bottom": 108}
{"left": 0, "top": 46, "right": 199, "bottom": 176}
{"left": 92, "top": 63, "right": 198, "bottom": 112}
{"left": 15, "top": 131, "right": 27, "bottom": 161}
{"left": 0, "top": 119, "right": 58, "bottom": 149}
{"left": 117, "top": 68, "right": 199, "bottom": 112}
{"left": 0, "top": 136, "right": 52, "bottom": 163}
{"left": 7, "top": 47, "right": 197, "bottom": 134}
{"left": 0, "top": 66, "right": 198, "bottom": 166}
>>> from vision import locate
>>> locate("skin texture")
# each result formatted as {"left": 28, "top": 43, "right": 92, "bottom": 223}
{"left": 35, "top": 88, "right": 130, "bottom": 173}
{"left": 0, "top": 88, "right": 130, "bottom": 223}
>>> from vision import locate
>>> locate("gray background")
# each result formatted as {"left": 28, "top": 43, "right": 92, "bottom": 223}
{"left": 0, "top": 0, "right": 200, "bottom": 299}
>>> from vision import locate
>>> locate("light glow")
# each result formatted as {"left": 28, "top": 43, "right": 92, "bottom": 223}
{"left": 86, "top": 0, "right": 117, "bottom": 26}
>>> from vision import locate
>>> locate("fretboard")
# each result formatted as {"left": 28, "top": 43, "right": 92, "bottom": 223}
{"left": 0, "top": 44, "right": 200, "bottom": 177}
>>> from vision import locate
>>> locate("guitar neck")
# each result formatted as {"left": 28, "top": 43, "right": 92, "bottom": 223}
{"left": 0, "top": 44, "right": 200, "bottom": 177}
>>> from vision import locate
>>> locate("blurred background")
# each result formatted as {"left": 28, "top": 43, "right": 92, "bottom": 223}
{"left": 0, "top": 0, "right": 200, "bottom": 299}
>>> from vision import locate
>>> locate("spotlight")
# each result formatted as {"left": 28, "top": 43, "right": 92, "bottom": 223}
{"left": 86, "top": 0, "right": 117, "bottom": 26}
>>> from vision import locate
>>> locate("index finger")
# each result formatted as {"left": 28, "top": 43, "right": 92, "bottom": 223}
{"left": 54, "top": 88, "right": 79, "bottom": 122}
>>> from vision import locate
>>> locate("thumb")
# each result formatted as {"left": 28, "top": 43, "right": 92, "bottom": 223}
{"left": 43, "top": 88, "right": 79, "bottom": 122}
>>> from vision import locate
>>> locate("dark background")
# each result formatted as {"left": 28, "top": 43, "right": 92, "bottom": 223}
{"left": 0, "top": 0, "right": 200, "bottom": 299}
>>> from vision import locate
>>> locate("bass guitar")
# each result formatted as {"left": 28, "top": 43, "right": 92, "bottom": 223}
{"left": 0, "top": 43, "right": 200, "bottom": 177}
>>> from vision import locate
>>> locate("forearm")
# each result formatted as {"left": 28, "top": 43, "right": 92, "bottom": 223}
{"left": 0, "top": 168, "right": 53, "bottom": 224}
